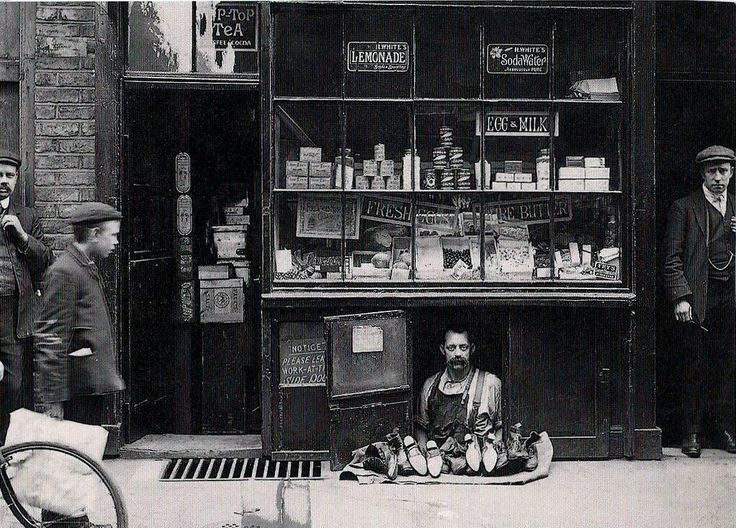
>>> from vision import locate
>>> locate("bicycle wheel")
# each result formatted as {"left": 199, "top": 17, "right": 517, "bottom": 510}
{"left": 0, "top": 441, "right": 127, "bottom": 528}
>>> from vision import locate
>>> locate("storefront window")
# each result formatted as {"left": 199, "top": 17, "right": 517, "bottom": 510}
{"left": 127, "top": 1, "right": 259, "bottom": 75}
{"left": 269, "top": 5, "right": 630, "bottom": 289}
{"left": 128, "top": 1, "right": 193, "bottom": 73}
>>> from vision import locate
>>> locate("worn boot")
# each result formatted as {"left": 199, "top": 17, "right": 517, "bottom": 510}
{"left": 681, "top": 433, "right": 701, "bottom": 458}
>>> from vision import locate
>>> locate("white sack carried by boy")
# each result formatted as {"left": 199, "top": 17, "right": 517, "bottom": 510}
{"left": 3, "top": 408, "right": 108, "bottom": 517}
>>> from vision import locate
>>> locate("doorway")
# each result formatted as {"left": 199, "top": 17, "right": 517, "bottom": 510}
{"left": 122, "top": 86, "right": 261, "bottom": 442}
{"left": 655, "top": 2, "right": 736, "bottom": 447}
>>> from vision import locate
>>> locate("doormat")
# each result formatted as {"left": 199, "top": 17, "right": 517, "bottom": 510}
{"left": 160, "top": 457, "right": 323, "bottom": 481}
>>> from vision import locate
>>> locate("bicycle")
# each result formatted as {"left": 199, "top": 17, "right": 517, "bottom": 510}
{"left": 0, "top": 441, "right": 127, "bottom": 527}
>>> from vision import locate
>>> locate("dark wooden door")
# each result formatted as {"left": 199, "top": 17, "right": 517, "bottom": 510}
{"left": 324, "top": 311, "right": 412, "bottom": 470}
{"left": 507, "top": 306, "right": 612, "bottom": 458}
{"left": 122, "top": 89, "right": 179, "bottom": 441}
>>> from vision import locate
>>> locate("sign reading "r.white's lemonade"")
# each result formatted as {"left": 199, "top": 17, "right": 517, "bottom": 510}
{"left": 487, "top": 44, "right": 548, "bottom": 74}
{"left": 347, "top": 42, "right": 409, "bottom": 72}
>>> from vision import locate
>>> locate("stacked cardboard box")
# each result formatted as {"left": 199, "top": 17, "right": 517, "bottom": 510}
{"left": 558, "top": 156, "right": 610, "bottom": 191}
{"left": 285, "top": 147, "right": 336, "bottom": 189}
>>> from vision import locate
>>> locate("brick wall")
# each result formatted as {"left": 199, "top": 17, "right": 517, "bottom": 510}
{"left": 33, "top": 2, "right": 96, "bottom": 254}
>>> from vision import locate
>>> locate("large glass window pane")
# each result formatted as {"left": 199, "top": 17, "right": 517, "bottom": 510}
{"left": 484, "top": 10, "right": 551, "bottom": 99}
{"left": 273, "top": 193, "right": 347, "bottom": 283}
{"left": 483, "top": 104, "right": 554, "bottom": 191}
{"left": 415, "top": 193, "right": 482, "bottom": 283}
{"left": 416, "top": 9, "right": 480, "bottom": 99}
{"left": 555, "top": 10, "right": 627, "bottom": 101}
{"left": 195, "top": 1, "right": 258, "bottom": 74}
{"left": 128, "top": 1, "right": 193, "bottom": 72}
{"left": 416, "top": 103, "right": 480, "bottom": 190}
{"left": 485, "top": 193, "right": 554, "bottom": 282}
{"left": 275, "top": 102, "right": 341, "bottom": 190}
{"left": 554, "top": 105, "right": 622, "bottom": 192}
{"left": 345, "top": 8, "right": 412, "bottom": 98}
{"left": 346, "top": 194, "right": 412, "bottom": 283}
{"left": 552, "top": 194, "right": 622, "bottom": 282}
{"left": 345, "top": 102, "right": 412, "bottom": 191}
{"left": 273, "top": 7, "right": 341, "bottom": 97}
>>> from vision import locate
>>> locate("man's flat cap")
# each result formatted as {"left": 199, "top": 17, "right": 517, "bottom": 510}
{"left": 69, "top": 202, "right": 122, "bottom": 225}
{"left": 0, "top": 149, "right": 21, "bottom": 168}
{"left": 696, "top": 145, "right": 735, "bottom": 164}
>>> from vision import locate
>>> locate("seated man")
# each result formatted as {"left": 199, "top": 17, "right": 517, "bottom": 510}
{"left": 415, "top": 326, "right": 502, "bottom": 474}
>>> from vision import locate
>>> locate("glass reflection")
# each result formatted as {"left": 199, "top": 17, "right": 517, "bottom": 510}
{"left": 128, "top": 1, "right": 193, "bottom": 72}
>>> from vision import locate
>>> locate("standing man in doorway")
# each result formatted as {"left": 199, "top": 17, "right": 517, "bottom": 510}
{"left": 664, "top": 145, "right": 736, "bottom": 457}
{"left": 35, "top": 202, "right": 126, "bottom": 426}
{"left": 0, "top": 149, "right": 52, "bottom": 442}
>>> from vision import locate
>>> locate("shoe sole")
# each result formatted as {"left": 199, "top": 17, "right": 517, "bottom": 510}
{"left": 403, "top": 436, "right": 428, "bottom": 476}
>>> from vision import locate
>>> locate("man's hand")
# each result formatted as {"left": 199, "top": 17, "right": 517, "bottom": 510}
{"left": 0, "top": 360, "right": 4, "bottom": 382}
{"left": 0, "top": 214, "right": 28, "bottom": 245}
{"left": 674, "top": 299, "right": 693, "bottom": 323}
{"left": 731, "top": 215, "right": 736, "bottom": 233}
{"left": 43, "top": 402, "right": 64, "bottom": 420}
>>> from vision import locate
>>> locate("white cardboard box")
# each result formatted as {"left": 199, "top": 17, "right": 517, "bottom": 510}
{"left": 514, "top": 173, "right": 533, "bottom": 183}
{"left": 558, "top": 179, "right": 585, "bottom": 191}
{"left": 507, "top": 182, "right": 522, "bottom": 190}
{"left": 585, "top": 167, "right": 610, "bottom": 179}
{"left": 559, "top": 167, "right": 586, "bottom": 180}
{"left": 521, "top": 182, "right": 536, "bottom": 191}
{"left": 492, "top": 181, "right": 508, "bottom": 190}
{"left": 495, "top": 172, "right": 515, "bottom": 182}
{"left": 584, "top": 157, "right": 606, "bottom": 168}
{"left": 299, "top": 147, "right": 322, "bottom": 162}
{"left": 584, "top": 179, "right": 610, "bottom": 191}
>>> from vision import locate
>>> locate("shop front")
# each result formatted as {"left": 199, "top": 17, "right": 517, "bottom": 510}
{"left": 260, "top": 1, "right": 659, "bottom": 465}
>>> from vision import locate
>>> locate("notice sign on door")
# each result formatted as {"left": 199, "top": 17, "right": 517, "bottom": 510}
{"left": 347, "top": 42, "right": 409, "bottom": 72}
{"left": 280, "top": 338, "right": 327, "bottom": 387}
{"left": 487, "top": 44, "right": 548, "bottom": 74}
{"left": 352, "top": 325, "right": 384, "bottom": 354}
{"left": 212, "top": 2, "right": 258, "bottom": 51}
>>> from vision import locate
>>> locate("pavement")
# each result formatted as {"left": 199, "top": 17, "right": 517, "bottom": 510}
{"left": 2, "top": 448, "right": 735, "bottom": 528}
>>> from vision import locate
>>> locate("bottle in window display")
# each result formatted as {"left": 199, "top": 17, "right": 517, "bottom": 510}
{"left": 334, "top": 148, "right": 354, "bottom": 190}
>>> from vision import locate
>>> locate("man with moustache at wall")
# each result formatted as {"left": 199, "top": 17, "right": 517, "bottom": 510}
{"left": 0, "top": 149, "right": 51, "bottom": 443}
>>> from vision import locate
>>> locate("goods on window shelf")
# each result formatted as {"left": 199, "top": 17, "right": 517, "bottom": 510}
{"left": 558, "top": 156, "right": 609, "bottom": 191}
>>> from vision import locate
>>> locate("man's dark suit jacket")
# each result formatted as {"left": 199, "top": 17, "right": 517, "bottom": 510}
{"left": 3, "top": 200, "right": 52, "bottom": 338}
{"left": 664, "top": 188, "right": 736, "bottom": 323}
{"left": 34, "top": 243, "right": 125, "bottom": 403}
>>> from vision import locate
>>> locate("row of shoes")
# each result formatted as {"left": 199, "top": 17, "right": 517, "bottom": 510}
{"left": 363, "top": 424, "right": 541, "bottom": 479}
{"left": 464, "top": 424, "right": 540, "bottom": 475}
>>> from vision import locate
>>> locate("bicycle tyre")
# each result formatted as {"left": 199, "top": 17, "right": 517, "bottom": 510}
{"left": 0, "top": 441, "right": 128, "bottom": 528}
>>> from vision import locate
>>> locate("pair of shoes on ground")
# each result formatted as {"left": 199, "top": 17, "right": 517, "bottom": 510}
{"left": 402, "top": 435, "right": 442, "bottom": 478}
{"left": 506, "top": 423, "right": 540, "bottom": 472}
{"left": 464, "top": 433, "right": 496, "bottom": 475}
{"left": 362, "top": 443, "right": 398, "bottom": 480}
{"left": 682, "top": 431, "right": 736, "bottom": 457}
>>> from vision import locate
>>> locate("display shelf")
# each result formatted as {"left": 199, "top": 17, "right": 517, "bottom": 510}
{"left": 553, "top": 99, "right": 623, "bottom": 105}
{"left": 273, "top": 188, "right": 343, "bottom": 193}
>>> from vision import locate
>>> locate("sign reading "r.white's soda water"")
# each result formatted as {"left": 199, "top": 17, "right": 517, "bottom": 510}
{"left": 347, "top": 42, "right": 409, "bottom": 72}
{"left": 487, "top": 44, "right": 548, "bottom": 74}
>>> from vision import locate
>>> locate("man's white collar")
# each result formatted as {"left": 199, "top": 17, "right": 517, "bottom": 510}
{"left": 0, "top": 197, "right": 9, "bottom": 210}
{"left": 703, "top": 184, "right": 727, "bottom": 203}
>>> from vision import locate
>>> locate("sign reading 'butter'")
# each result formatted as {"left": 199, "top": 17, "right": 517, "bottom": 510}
{"left": 347, "top": 42, "right": 409, "bottom": 72}
{"left": 487, "top": 44, "right": 548, "bottom": 74}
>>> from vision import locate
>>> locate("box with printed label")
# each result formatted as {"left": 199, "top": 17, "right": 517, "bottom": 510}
{"left": 285, "top": 175, "right": 308, "bottom": 189}
{"left": 372, "top": 176, "right": 386, "bottom": 190}
{"left": 198, "top": 265, "right": 231, "bottom": 280}
{"left": 585, "top": 167, "right": 610, "bottom": 179}
{"left": 212, "top": 226, "right": 248, "bottom": 259}
{"left": 299, "top": 147, "right": 322, "bottom": 162}
{"left": 559, "top": 167, "right": 586, "bottom": 180}
{"left": 507, "top": 182, "right": 522, "bottom": 190}
{"left": 558, "top": 179, "right": 585, "bottom": 191}
{"left": 505, "top": 161, "right": 524, "bottom": 173}
{"left": 354, "top": 175, "right": 369, "bottom": 189}
{"left": 584, "top": 157, "right": 606, "bottom": 168}
{"left": 225, "top": 215, "right": 251, "bottom": 225}
{"left": 514, "top": 173, "right": 533, "bottom": 183}
{"left": 200, "top": 278, "right": 244, "bottom": 323}
{"left": 286, "top": 161, "right": 309, "bottom": 177}
{"left": 224, "top": 206, "right": 244, "bottom": 216}
{"left": 492, "top": 181, "right": 508, "bottom": 190}
{"left": 309, "top": 162, "right": 333, "bottom": 178}
{"left": 309, "top": 176, "right": 333, "bottom": 189}
{"left": 495, "top": 172, "right": 515, "bottom": 182}
{"left": 386, "top": 176, "right": 401, "bottom": 190}
{"left": 363, "top": 160, "right": 378, "bottom": 177}
{"left": 374, "top": 144, "right": 386, "bottom": 162}
{"left": 379, "top": 160, "right": 395, "bottom": 177}
{"left": 566, "top": 156, "right": 585, "bottom": 167}
{"left": 584, "top": 179, "right": 610, "bottom": 191}
{"left": 521, "top": 182, "right": 536, "bottom": 191}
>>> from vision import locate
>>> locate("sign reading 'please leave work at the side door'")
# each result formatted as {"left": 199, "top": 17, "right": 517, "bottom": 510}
{"left": 280, "top": 338, "right": 327, "bottom": 387}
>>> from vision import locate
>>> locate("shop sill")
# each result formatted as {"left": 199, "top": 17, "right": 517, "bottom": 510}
{"left": 262, "top": 288, "right": 636, "bottom": 307}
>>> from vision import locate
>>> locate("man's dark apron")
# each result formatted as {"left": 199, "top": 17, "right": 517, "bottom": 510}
{"left": 427, "top": 369, "right": 486, "bottom": 445}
